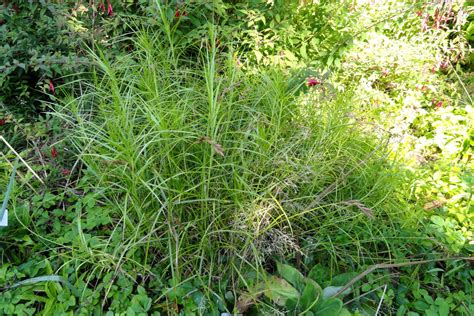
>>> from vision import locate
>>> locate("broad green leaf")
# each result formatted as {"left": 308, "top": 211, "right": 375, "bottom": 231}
{"left": 255, "top": 51, "right": 263, "bottom": 63}
{"left": 396, "top": 305, "right": 407, "bottom": 316}
{"left": 338, "top": 308, "right": 352, "bottom": 316}
{"left": 308, "top": 264, "right": 327, "bottom": 284}
{"left": 300, "top": 279, "right": 322, "bottom": 311}
{"left": 327, "top": 55, "right": 334, "bottom": 66}
{"left": 276, "top": 262, "right": 305, "bottom": 291}
{"left": 414, "top": 300, "right": 430, "bottom": 310}
{"left": 314, "top": 297, "right": 343, "bottom": 315}
{"left": 322, "top": 286, "right": 351, "bottom": 299}
{"left": 435, "top": 298, "right": 449, "bottom": 316}
{"left": 310, "top": 37, "right": 320, "bottom": 49}
{"left": 330, "top": 272, "right": 358, "bottom": 286}
{"left": 264, "top": 276, "right": 300, "bottom": 306}
{"left": 286, "top": 297, "right": 298, "bottom": 311}
{"left": 300, "top": 43, "right": 308, "bottom": 59}
{"left": 284, "top": 50, "right": 297, "bottom": 62}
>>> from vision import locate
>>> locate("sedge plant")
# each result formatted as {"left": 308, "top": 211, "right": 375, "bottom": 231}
{"left": 54, "top": 26, "right": 414, "bottom": 312}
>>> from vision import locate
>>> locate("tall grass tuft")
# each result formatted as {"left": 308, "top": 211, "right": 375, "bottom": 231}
{"left": 57, "top": 29, "right": 411, "bottom": 309}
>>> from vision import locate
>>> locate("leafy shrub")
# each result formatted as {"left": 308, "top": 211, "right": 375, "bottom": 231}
{"left": 122, "top": 0, "right": 361, "bottom": 68}
{"left": 336, "top": 0, "right": 473, "bottom": 253}
{"left": 226, "top": 0, "right": 360, "bottom": 68}
{"left": 0, "top": 1, "right": 88, "bottom": 117}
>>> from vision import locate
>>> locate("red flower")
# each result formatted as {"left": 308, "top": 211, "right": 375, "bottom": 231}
{"left": 49, "top": 79, "right": 55, "bottom": 94}
{"left": 0, "top": 119, "right": 5, "bottom": 126}
{"left": 61, "top": 168, "right": 71, "bottom": 176}
{"left": 416, "top": 10, "right": 423, "bottom": 17}
{"left": 175, "top": 7, "right": 187, "bottom": 18}
{"left": 51, "top": 147, "right": 58, "bottom": 158}
{"left": 106, "top": 0, "right": 113, "bottom": 16}
{"left": 435, "top": 100, "right": 443, "bottom": 109}
{"left": 307, "top": 78, "right": 322, "bottom": 87}
{"left": 439, "top": 60, "right": 449, "bottom": 70}
{"left": 98, "top": 1, "right": 105, "bottom": 13}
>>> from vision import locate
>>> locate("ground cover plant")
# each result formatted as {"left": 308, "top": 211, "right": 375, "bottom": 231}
{"left": 1, "top": 0, "right": 473, "bottom": 315}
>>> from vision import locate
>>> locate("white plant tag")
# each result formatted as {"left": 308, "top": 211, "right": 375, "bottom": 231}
{"left": 0, "top": 209, "right": 7, "bottom": 227}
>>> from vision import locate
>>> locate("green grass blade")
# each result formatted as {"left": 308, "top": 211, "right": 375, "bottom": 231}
{"left": 5, "top": 275, "right": 80, "bottom": 297}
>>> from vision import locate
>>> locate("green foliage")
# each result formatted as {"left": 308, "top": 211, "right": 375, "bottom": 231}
{"left": 1, "top": 0, "right": 473, "bottom": 314}
{"left": 257, "top": 263, "right": 350, "bottom": 315}
{"left": 227, "top": 0, "right": 360, "bottom": 68}
{"left": 0, "top": 175, "right": 162, "bottom": 314}
{"left": 120, "top": 0, "right": 361, "bottom": 68}
{"left": 340, "top": 258, "right": 474, "bottom": 315}
{"left": 337, "top": 0, "right": 473, "bottom": 253}
{"left": 0, "top": 1, "right": 88, "bottom": 117}
{"left": 39, "top": 24, "right": 408, "bottom": 313}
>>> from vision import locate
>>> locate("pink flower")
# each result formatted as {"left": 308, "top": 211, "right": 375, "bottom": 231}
{"left": 307, "top": 78, "right": 322, "bottom": 87}
{"left": 49, "top": 79, "right": 55, "bottom": 94}
{"left": 98, "top": 1, "right": 105, "bottom": 13}
{"left": 435, "top": 100, "right": 443, "bottom": 109}
{"left": 107, "top": 0, "right": 113, "bottom": 16}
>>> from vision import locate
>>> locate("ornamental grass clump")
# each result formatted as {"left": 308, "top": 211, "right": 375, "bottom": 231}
{"left": 58, "top": 29, "right": 408, "bottom": 303}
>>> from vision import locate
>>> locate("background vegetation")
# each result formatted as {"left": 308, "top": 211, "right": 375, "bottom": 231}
{"left": 1, "top": 0, "right": 473, "bottom": 315}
